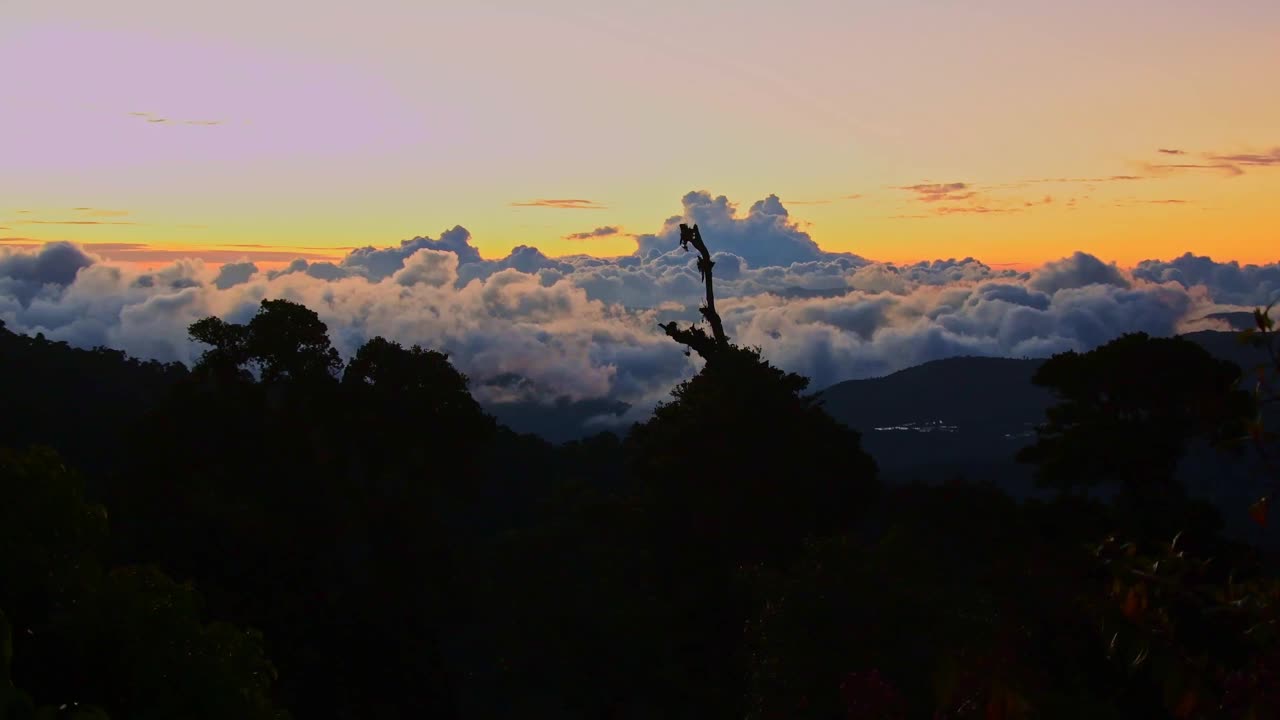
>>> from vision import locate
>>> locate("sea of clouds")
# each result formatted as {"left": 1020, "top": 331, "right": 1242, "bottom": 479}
{"left": 3, "top": 190, "right": 1278, "bottom": 429}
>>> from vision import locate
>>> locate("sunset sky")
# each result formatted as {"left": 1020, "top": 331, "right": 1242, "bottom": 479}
{"left": 2, "top": 0, "right": 1278, "bottom": 268}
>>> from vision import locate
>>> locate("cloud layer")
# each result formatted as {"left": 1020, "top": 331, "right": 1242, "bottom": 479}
{"left": 2, "top": 191, "right": 1275, "bottom": 431}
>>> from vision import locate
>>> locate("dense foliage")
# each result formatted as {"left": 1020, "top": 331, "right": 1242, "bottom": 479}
{"left": 1, "top": 254, "right": 1277, "bottom": 717}
{"left": 0, "top": 446, "right": 284, "bottom": 719}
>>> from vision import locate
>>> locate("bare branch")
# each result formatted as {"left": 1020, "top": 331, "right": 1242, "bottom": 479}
{"left": 660, "top": 223, "right": 730, "bottom": 360}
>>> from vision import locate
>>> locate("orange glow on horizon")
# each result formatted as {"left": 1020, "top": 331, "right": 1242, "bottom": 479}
{"left": 3, "top": 2, "right": 1277, "bottom": 274}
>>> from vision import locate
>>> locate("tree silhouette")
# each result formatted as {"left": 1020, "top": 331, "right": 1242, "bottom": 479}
{"left": 1018, "top": 333, "right": 1248, "bottom": 508}
{"left": 1235, "top": 303, "right": 1280, "bottom": 527}
{"left": 630, "top": 347, "right": 879, "bottom": 566}
{"left": 105, "top": 302, "right": 509, "bottom": 718}
{"left": 342, "top": 336, "right": 496, "bottom": 480}
{"left": 189, "top": 299, "right": 342, "bottom": 386}
{"left": 187, "top": 315, "right": 251, "bottom": 382}
{"left": 659, "top": 223, "right": 729, "bottom": 360}
{"left": 640, "top": 223, "right": 879, "bottom": 563}
{"left": 630, "top": 224, "right": 880, "bottom": 716}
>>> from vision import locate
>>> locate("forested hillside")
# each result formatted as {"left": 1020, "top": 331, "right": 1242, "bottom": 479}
{"left": 1, "top": 227, "right": 1277, "bottom": 718}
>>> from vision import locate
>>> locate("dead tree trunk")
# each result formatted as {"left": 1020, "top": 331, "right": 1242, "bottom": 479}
{"left": 659, "top": 223, "right": 730, "bottom": 360}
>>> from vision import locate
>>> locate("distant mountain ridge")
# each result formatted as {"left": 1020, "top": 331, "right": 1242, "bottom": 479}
{"left": 815, "top": 330, "right": 1261, "bottom": 436}
{"left": 812, "top": 329, "right": 1276, "bottom": 544}
{"left": 488, "top": 329, "right": 1264, "bottom": 446}
{"left": 816, "top": 355, "right": 1048, "bottom": 431}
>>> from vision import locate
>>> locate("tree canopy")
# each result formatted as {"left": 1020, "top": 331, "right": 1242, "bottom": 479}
{"left": 1018, "top": 332, "right": 1250, "bottom": 496}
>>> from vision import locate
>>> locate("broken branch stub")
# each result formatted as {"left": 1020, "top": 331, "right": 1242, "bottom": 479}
{"left": 660, "top": 223, "right": 729, "bottom": 360}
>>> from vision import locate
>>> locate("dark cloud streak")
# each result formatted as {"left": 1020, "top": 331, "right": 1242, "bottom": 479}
{"left": 1206, "top": 147, "right": 1280, "bottom": 167}
{"left": 897, "top": 182, "right": 974, "bottom": 203}
{"left": 510, "top": 199, "right": 607, "bottom": 210}
{"left": 129, "top": 111, "right": 225, "bottom": 126}
{"left": 934, "top": 206, "right": 1018, "bottom": 215}
{"left": 564, "top": 226, "right": 623, "bottom": 240}
{"left": 1144, "top": 161, "right": 1244, "bottom": 177}
{"left": 1142, "top": 145, "right": 1279, "bottom": 177}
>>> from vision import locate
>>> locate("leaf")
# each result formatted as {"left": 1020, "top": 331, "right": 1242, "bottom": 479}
{"left": 1123, "top": 585, "right": 1148, "bottom": 621}
{"left": 1248, "top": 496, "right": 1269, "bottom": 528}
